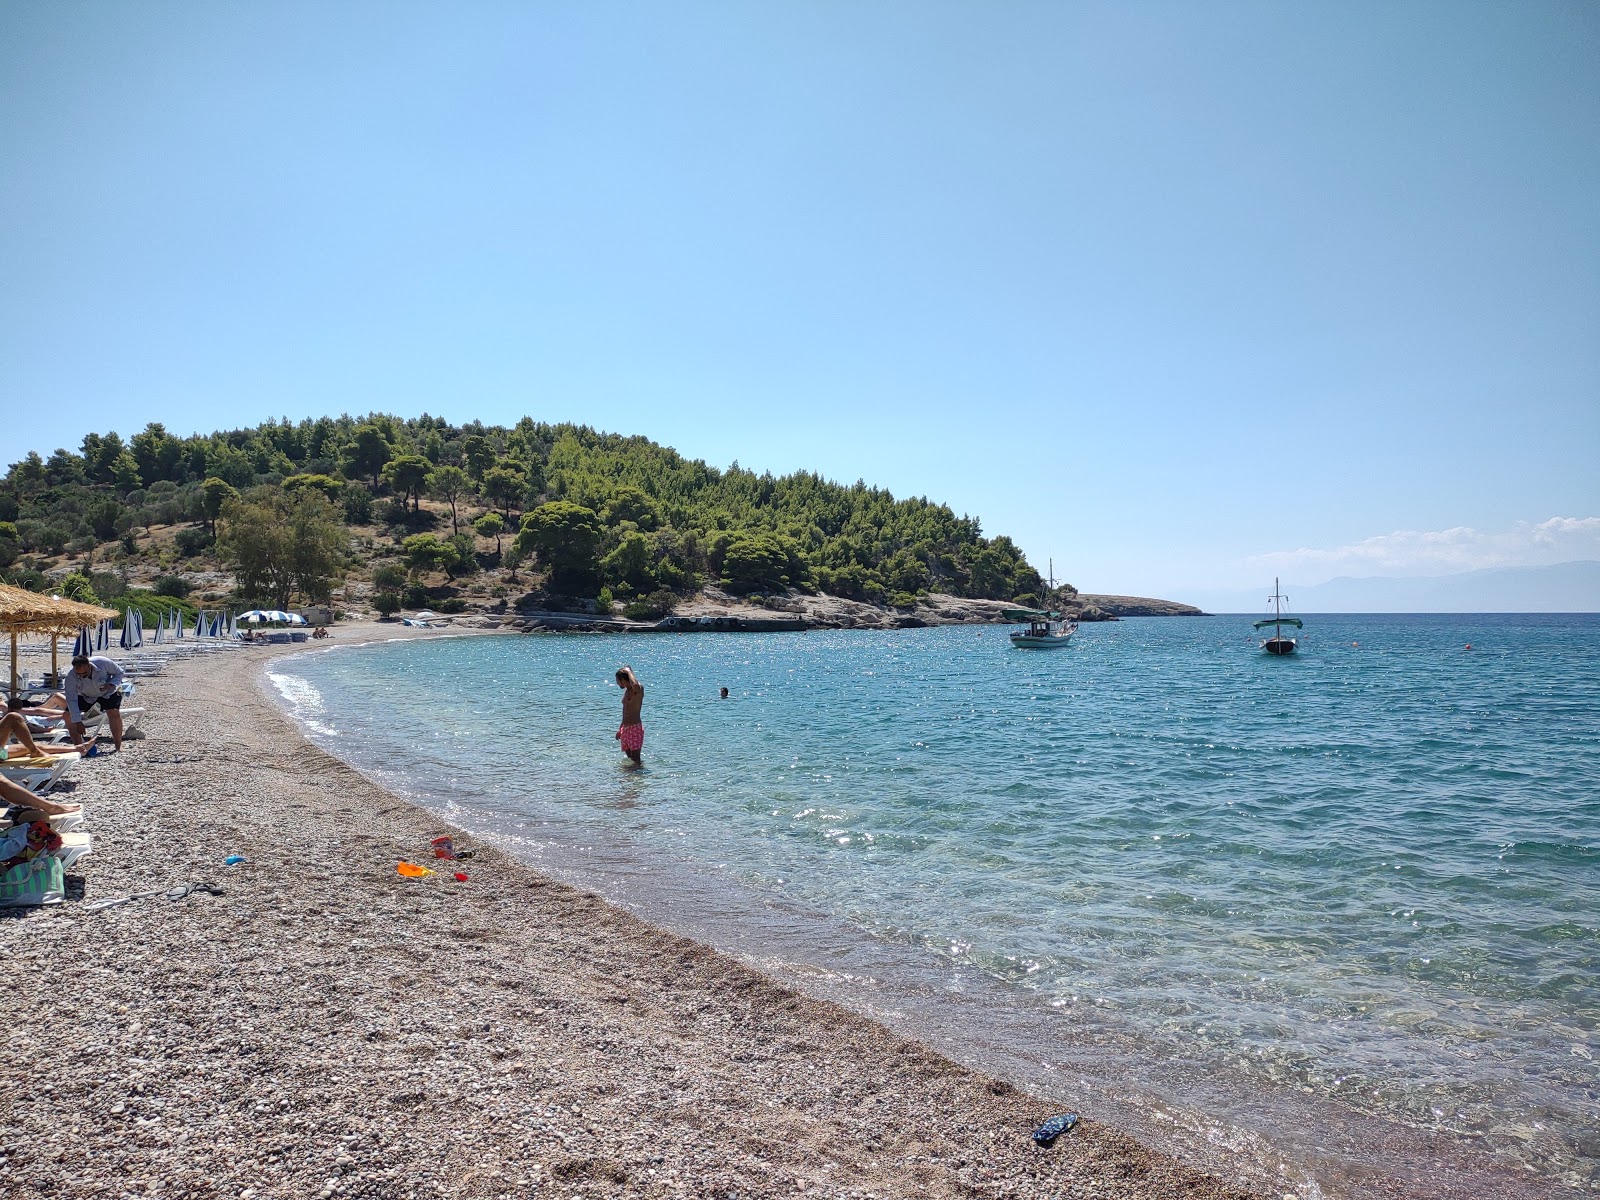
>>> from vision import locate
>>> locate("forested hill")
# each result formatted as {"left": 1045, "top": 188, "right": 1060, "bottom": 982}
{"left": 0, "top": 414, "right": 1052, "bottom": 617}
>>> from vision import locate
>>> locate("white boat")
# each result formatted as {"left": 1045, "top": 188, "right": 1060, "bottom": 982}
{"left": 1254, "top": 578, "right": 1302, "bottom": 655}
{"left": 1009, "top": 612, "right": 1077, "bottom": 649}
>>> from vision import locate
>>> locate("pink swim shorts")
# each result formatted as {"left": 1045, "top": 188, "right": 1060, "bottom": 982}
{"left": 616, "top": 723, "right": 645, "bottom": 753}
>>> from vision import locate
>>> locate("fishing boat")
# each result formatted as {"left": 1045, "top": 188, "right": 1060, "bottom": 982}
{"left": 1007, "top": 609, "right": 1077, "bottom": 648}
{"left": 1006, "top": 559, "right": 1078, "bottom": 648}
{"left": 1254, "top": 578, "right": 1302, "bottom": 655}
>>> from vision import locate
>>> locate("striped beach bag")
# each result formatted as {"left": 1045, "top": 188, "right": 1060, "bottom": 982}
{"left": 0, "top": 856, "right": 65, "bottom": 907}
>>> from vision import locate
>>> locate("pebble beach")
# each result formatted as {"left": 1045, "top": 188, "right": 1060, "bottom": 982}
{"left": 4, "top": 625, "right": 1269, "bottom": 1200}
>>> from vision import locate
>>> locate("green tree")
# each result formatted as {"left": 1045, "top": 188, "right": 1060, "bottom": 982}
{"left": 372, "top": 562, "right": 408, "bottom": 593}
{"left": 130, "top": 422, "right": 184, "bottom": 485}
{"left": 502, "top": 543, "right": 525, "bottom": 583}
{"left": 373, "top": 592, "right": 402, "bottom": 619}
{"left": 473, "top": 511, "right": 505, "bottom": 555}
{"left": 601, "top": 530, "right": 657, "bottom": 592}
{"left": 601, "top": 485, "right": 658, "bottom": 530}
{"left": 462, "top": 434, "right": 495, "bottom": 481}
{"left": 111, "top": 451, "right": 142, "bottom": 493}
{"left": 402, "top": 533, "right": 456, "bottom": 578}
{"left": 283, "top": 473, "right": 345, "bottom": 500}
{"left": 720, "top": 532, "right": 801, "bottom": 594}
{"left": 200, "top": 477, "right": 239, "bottom": 534}
{"left": 0, "top": 520, "right": 18, "bottom": 568}
{"left": 217, "top": 488, "right": 345, "bottom": 607}
{"left": 425, "top": 465, "right": 472, "bottom": 534}
{"left": 515, "top": 501, "right": 602, "bottom": 593}
{"left": 339, "top": 425, "right": 392, "bottom": 488}
{"left": 341, "top": 485, "right": 374, "bottom": 525}
{"left": 383, "top": 455, "right": 432, "bottom": 513}
{"left": 481, "top": 463, "right": 525, "bottom": 519}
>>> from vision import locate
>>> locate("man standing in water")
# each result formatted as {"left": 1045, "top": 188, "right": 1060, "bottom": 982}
{"left": 614, "top": 666, "right": 644, "bottom": 765}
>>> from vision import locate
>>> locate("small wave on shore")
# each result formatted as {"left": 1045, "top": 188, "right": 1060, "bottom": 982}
{"left": 266, "top": 666, "right": 340, "bottom": 738}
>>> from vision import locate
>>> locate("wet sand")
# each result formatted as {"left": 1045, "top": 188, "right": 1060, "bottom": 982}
{"left": 3, "top": 625, "right": 1556, "bottom": 1198}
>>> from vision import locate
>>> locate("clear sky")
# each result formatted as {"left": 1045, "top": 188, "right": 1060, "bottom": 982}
{"left": 3, "top": 1, "right": 1597, "bottom": 600}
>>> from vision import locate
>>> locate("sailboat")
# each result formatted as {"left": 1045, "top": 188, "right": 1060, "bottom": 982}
{"left": 1254, "top": 578, "right": 1302, "bottom": 655}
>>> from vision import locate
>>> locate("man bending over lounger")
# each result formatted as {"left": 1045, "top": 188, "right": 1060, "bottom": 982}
{"left": 64, "top": 653, "right": 127, "bottom": 752}
{"left": 614, "top": 666, "right": 645, "bottom": 765}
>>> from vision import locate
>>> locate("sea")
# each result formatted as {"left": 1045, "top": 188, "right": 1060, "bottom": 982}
{"left": 267, "top": 614, "right": 1599, "bottom": 1196}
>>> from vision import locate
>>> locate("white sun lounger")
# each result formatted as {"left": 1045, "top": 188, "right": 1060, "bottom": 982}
{"left": 1, "top": 752, "right": 83, "bottom": 795}
{"left": 55, "top": 830, "right": 92, "bottom": 870}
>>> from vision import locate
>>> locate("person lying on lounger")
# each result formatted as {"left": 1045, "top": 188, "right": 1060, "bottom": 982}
{"left": 0, "top": 771, "right": 79, "bottom": 817}
{"left": 2, "top": 700, "right": 93, "bottom": 757}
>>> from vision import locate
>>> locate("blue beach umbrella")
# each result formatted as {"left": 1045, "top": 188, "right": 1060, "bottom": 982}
{"left": 132, "top": 609, "right": 144, "bottom": 648}
{"left": 73, "top": 627, "right": 91, "bottom": 658}
{"left": 119, "top": 611, "right": 131, "bottom": 649}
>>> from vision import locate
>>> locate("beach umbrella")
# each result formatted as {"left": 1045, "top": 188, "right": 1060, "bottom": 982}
{"left": 193, "top": 611, "right": 204, "bottom": 638}
{"left": 73, "top": 626, "right": 91, "bottom": 657}
{"left": 0, "top": 583, "right": 116, "bottom": 695}
{"left": 119, "top": 610, "right": 132, "bottom": 649}
{"left": 132, "top": 608, "right": 144, "bottom": 648}
{"left": 151, "top": 613, "right": 164, "bottom": 645}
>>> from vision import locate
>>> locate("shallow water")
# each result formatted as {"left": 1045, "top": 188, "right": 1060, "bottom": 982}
{"left": 270, "top": 614, "right": 1599, "bottom": 1192}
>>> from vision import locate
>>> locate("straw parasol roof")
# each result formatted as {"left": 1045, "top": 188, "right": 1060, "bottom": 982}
{"left": 0, "top": 582, "right": 118, "bottom": 636}
{"left": 0, "top": 583, "right": 120, "bottom": 691}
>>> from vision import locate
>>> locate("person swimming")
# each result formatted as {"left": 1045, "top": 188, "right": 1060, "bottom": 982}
{"left": 615, "top": 666, "right": 645, "bottom": 764}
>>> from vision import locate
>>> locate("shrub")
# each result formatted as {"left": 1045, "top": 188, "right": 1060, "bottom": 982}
{"left": 57, "top": 571, "right": 98, "bottom": 605}
{"left": 402, "top": 582, "right": 429, "bottom": 608}
{"left": 342, "top": 485, "right": 374, "bottom": 525}
{"left": 597, "top": 586, "right": 615, "bottom": 613}
{"left": 888, "top": 591, "right": 918, "bottom": 609}
{"left": 373, "top": 592, "right": 401, "bottom": 618}
{"left": 434, "top": 597, "right": 466, "bottom": 614}
{"left": 153, "top": 575, "right": 192, "bottom": 598}
{"left": 174, "top": 527, "right": 214, "bottom": 557}
{"left": 372, "top": 563, "right": 408, "bottom": 593}
{"left": 622, "top": 588, "right": 678, "bottom": 622}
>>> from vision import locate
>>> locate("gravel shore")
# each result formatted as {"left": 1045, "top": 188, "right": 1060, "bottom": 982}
{"left": 3, "top": 624, "right": 1275, "bottom": 1199}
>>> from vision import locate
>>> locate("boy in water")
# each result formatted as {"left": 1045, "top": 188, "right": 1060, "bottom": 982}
{"left": 614, "top": 667, "right": 645, "bottom": 764}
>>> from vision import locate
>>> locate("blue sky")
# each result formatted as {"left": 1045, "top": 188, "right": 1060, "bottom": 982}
{"left": 3, "top": 2, "right": 1597, "bottom": 601}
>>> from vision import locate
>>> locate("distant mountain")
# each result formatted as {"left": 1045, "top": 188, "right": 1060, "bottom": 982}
{"left": 1184, "top": 561, "right": 1600, "bottom": 614}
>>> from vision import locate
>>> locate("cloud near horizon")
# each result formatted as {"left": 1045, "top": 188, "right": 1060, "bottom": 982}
{"left": 1246, "top": 517, "right": 1600, "bottom": 583}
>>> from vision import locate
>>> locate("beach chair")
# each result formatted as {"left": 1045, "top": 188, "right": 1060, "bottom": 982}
{"left": 0, "top": 752, "right": 82, "bottom": 795}
{"left": 55, "top": 830, "right": 92, "bottom": 870}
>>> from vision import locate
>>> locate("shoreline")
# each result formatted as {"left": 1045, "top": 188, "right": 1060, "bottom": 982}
{"left": 6, "top": 625, "right": 1557, "bottom": 1199}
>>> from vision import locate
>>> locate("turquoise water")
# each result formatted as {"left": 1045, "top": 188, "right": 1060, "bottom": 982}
{"left": 270, "top": 615, "right": 1599, "bottom": 1189}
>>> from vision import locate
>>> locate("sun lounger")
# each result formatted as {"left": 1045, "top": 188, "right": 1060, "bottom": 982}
{"left": 55, "top": 830, "right": 92, "bottom": 870}
{"left": 0, "top": 752, "right": 81, "bottom": 795}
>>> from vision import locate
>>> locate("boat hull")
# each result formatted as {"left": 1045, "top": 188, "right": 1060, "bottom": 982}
{"left": 1261, "top": 637, "right": 1297, "bottom": 655}
{"left": 1010, "top": 632, "right": 1075, "bottom": 649}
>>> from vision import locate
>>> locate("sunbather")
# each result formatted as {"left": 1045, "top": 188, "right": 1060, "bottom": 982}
{"left": 3, "top": 701, "right": 92, "bottom": 756}
{"left": 0, "top": 772, "right": 79, "bottom": 817}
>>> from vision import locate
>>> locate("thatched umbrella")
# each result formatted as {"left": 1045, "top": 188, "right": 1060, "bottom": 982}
{"left": 0, "top": 583, "right": 118, "bottom": 694}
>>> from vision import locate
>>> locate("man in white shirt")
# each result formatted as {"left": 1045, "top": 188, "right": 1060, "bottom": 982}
{"left": 64, "top": 654, "right": 128, "bottom": 751}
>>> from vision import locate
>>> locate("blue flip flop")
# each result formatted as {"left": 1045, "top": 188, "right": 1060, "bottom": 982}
{"left": 1032, "top": 1113, "right": 1079, "bottom": 1145}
